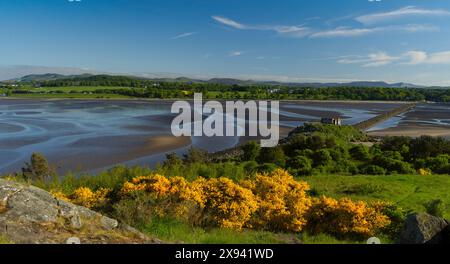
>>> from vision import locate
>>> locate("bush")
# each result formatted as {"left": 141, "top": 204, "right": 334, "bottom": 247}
{"left": 257, "top": 146, "right": 286, "bottom": 167}
{"left": 349, "top": 144, "right": 371, "bottom": 161}
{"left": 256, "top": 163, "right": 280, "bottom": 173}
{"left": 312, "top": 149, "right": 333, "bottom": 167}
{"left": 183, "top": 147, "right": 209, "bottom": 164}
{"left": 22, "top": 153, "right": 53, "bottom": 182}
{"left": 53, "top": 187, "right": 111, "bottom": 209}
{"left": 424, "top": 155, "right": 449, "bottom": 174}
{"left": 307, "top": 197, "right": 391, "bottom": 238}
{"left": 163, "top": 153, "right": 183, "bottom": 169}
{"left": 241, "top": 169, "right": 312, "bottom": 232}
{"left": 362, "top": 165, "right": 386, "bottom": 175}
{"left": 201, "top": 178, "right": 258, "bottom": 229}
{"left": 120, "top": 174, "right": 258, "bottom": 229}
{"left": 287, "top": 155, "right": 313, "bottom": 176}
{"left": 241, "top": 141, "right": 261, "bottom": 161}
{"left": 370, "top": 201, "right": 406, "bottom": 239}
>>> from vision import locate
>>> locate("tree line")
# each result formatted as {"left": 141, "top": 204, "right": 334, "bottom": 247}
{"left": 14, "top": 74, "right": 450, "bottom": 102}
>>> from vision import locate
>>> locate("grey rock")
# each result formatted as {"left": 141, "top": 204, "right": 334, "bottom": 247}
{"left": 100, "top": 216, "right": 118, "bottom": 230}
{"left": 399, "top": 213, "right": 449, "bottom": 244}
{"left": 70, "top": 212, "right": 83, "bottom": 229}
{"left": 0, "top": 178, "right": 156, "bottom": 244}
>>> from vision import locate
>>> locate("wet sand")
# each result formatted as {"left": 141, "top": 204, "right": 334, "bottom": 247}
{"left": 51, "top": 135, "right": 191, "bottom": 172}
{"left": 0, "top": 98, "right": 437, "bottom": 175}
{"left": 368, "top": 124, "right": 450, "bottom": 139}
{"left": 367, "top": 103, "right": 450, "bottom": 138}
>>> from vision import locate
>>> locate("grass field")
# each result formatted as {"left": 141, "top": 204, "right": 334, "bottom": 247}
{"left": 306, "top": 174, "right": 450, "bottom": 219}
{"left": 140, "top": 217, "right": 375, "bottom": 244}
{"left": 0, "top": 235, "right": 11, "bottom": 244}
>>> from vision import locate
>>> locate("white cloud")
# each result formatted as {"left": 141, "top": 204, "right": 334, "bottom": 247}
{"left": 228, "top": 51, "right": 244, "bottom": 57}
{"left": 338, "top": 52, "right": 399, "bottom": 67}
{"left": 311, "top": 27, "right": 376, "bottom": 38}
{"left": 338, "top": 50, "right": 450, "bottom": 67}
{"left": 213, "top": 16, "right": 435, "bottom": 39}
{"left": 172, "top": 32, "right": 197, "bottom": 39}
{"left": 212, "top": 15, "right": 310, "bottom": 38}
{"left": 356, "top": 6, "right": 450, "bottom": 25}
{"left": 212, "top": 16, "right": 246, "bottom": 29}
{"left": 403, "top": 51, "right": 428, "bottom": 65}
{"left": 404, "top": 50, "right": 450, "bottom": 65}
{"left": 311, "top": 24, "right": 437, "bottom": 38}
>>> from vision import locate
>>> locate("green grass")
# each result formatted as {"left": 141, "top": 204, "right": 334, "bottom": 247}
{"left": 140, "top": 217, "right": 292, "bottom": 244}
{"left": 0, "top": 235, "right": 12, "bottom": 244}
{"left": 305, "top": 174, "right": 450, "bottom": 219}
{"left": 140, "top": 217, "right": 387, "bottom": 244}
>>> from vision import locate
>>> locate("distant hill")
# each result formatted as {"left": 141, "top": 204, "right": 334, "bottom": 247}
{"left": 10, "top": 73, "right": 429, "bottom": 88}
{"left": 18, "top": 73, "right": 94, "bottom": 82}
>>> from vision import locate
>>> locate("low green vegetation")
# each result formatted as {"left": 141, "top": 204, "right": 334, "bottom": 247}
{"left": 306, "top": 174, "right": 450, "bottom": 219}
{"left": 140, "top": 217, "right": 296, "bottom": 244}
{"left": 0, "top": 235, "right": 12, "bottom": 244}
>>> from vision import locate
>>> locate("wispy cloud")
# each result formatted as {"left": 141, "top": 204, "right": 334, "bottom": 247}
{"left": 338, "top": 52, "right": 399, "bottom": 67}
{"left": 213, "top": 15, "right": 436, "bottom": 39}
{"left": 212, "top": 16, "right": 246, "bottom": 29}
{"left": 172, "top": 32, "right": 197, "bottom": 39}
{"left": 338, "top": 50, "right": 450, "bottom": 67}
{"left": 356, "top": 6, "right": 450, "bottom": 25}
{"left": 311, "top": 24, "right": 437, "bottom": 38}
{"left": 212, "top": 15, "right": 310, "bottom": 38}
{"left": 228, "top": 51, "right": 244, "bottom": 57}
{"left": 403, "top": 50, "right": 450, "bottom": 65}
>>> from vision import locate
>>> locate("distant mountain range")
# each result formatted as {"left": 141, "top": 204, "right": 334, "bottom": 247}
{"left": 6, "top": 73, "right": 429, "bottom": 89}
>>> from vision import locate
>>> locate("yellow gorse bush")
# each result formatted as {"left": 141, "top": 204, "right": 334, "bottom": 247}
{"left": 201, "top": 177, "right": 258, "bottom": 229}
{"left": 307, "top": 196, "right": 391, "bottom": 237}
{"left": 241, "top": 169, "right": 312, "bottom": 232}
{"left": 418, "top": 168, "right": 431, "bottom": 176}
{"left": 52, "top": 187, "right": 111, "bottom": 209}
{"left": 121, "top": 174, "right": 257, "bottom": 229}
{"left": 55, "top": 169, "right": 392, "bottom": 238}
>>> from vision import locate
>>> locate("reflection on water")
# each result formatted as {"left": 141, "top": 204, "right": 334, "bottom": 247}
{"left": 0, "top": 99, "right": 392, "bottom": 175}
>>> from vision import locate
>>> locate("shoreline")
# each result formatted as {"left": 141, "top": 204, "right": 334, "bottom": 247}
{"left": 0, "top": 96, "right": 427, "bottom": 104}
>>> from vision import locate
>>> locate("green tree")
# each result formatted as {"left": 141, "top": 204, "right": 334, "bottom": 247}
{"left": 257, "top": 146, "right": 286, "bottom": 167}
{"left": 183, "top": 147, "right": 209, "bottom": 164}
{"left": 22, "top": 153, "right": 51, "bottom": 182}
{"left": 349, "top": 144, "right": 371, "bottom": 161}
{"left": 241, "top": 141, "right": 261, "bottom": 161}
{"left": 288, "top": 155, "right": 313, "bottom": 176}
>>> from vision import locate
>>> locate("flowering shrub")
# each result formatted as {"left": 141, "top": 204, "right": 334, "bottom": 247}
{"left": 53, "top": 187, "right": 111, "bottom": 209}
{"left": 121, "top": 174, "right": 171, "bottom": 198}
{"left": 201, "top": 177, "right": 258, "bottom": 229}
{"left": 307, "top": 197, "right": 391, "bottom": 238}
{"left": 50, "top": 190, "right": 71, "bottom": 202}
{"left": 54, "top": 170, "right": 393, "bottom": 238}
{"left": 418, "top": 168, "right": 431, "bottom": 176}
{"left": 242, "top": 169, "right": 312, "bottom": 232}
{"left": 121, "top": 174, "right": 257, "bottom": 229}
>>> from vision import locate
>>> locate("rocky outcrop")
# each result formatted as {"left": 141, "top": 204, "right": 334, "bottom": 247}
{"left": 398, "top": 213, "right": 449, "bottom": 244}
{"left": 0, "top": 178, "right": 161, "bottom": 244}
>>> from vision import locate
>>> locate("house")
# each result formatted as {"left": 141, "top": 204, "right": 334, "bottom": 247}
{"left": 321, "top": 117, "right": 342, "bottom": 126}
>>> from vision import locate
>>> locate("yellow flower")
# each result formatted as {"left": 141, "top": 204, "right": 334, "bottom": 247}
{"left": 70, "top": 187, "right": 111, "bottom": 209}
{"left": 418, "top": 168, "right": 431, "bottom": 176}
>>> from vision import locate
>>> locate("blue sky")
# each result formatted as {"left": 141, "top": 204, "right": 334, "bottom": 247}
{"left": 1, "top": 0, "right": 450, "bottom": 85}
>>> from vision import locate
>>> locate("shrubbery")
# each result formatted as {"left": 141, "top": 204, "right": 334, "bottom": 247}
{"left": 53, "top": 169, "right": 393, "bottom": 239}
